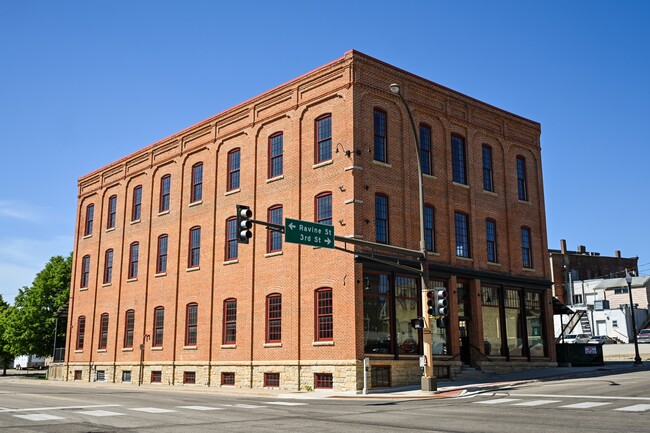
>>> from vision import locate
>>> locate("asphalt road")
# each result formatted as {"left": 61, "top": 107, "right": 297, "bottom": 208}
{"left": 1, "top": 369, "right": 649, "bottom": 432}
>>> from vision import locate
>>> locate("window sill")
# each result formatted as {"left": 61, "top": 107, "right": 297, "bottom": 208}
{"left": 106, "top": 227, "right": 116, "bottom": 233}
{"left": 155, "top": 272, "right": 167, "bottom": 278}
{"left": 452, "top": 182, "right": 470, "bottom": 189}
{"left": 266, "top": 175, "right": 284, "bottom": 184}
{"left": 223, "top": 259, "right": 239, "bottom": 266}
{"left": 522, "top": 267, "right": 536, "bottom": 272}
{"left": 221, "top": 344, "right": 236, "bottom": 349}
{"left": 517, "top": 199, "right": 531, "bottom": 205}
{"left": 189, "top": 200, "right": 203, "bottom": 208}
{"left": 487, "top": 261, "right": 501, "bottom": 267}
{"left": 151, "top": 346, "right": 163, "bottom": 351}
{"left": 483, "top": 190, "right": 497, "bottom": 196}
{"left": 423, "top": 173, "right": 437, "bottom": 179}
{"left": 225, "top": 188, "right": 240, "bottom": 196}
{"left": 426, "top": 251, "right": 440, "bottom": 257}
{"left": 312, "top": 159, "right": 333, "bottom": 169}
{"left": 158, "top": 210, "right": 170, "bottom": 216}
{"left": 97, "top": 349, "right": 107, "bottom": 353}
{"left": 74, "top": 350, "right": 83, "bottom": 353}
{"left": 82, "top": 234, "right": 92, "bottom": 239}
{"left": 130, "top": 219, "right": 141, "bottom": 225}
{"left": 312, "top": 341, "right": 334, "bottom": 346}
{"left": 122, "top": 348, "right": 134, "bottom": 352}
{"left": 264, "top": 251, "right": 283, "bottom": 258}
{"left": 372, "top": 160, "right": 392, "bottom": 168}
{"left": 187, "top": 267, "right": 200, "bottom": 273}
{"left": 102, "top": 283, "right": 111, "bottom": 287}
{"left": 456, "top": 256, "right": 474, "bottom": 262}
{"left": 127, "top": 278, "right": 138, "bottom": 283}
{"left": 183, "top": 346, "right": 197, "bottom": 350}
{"left": 79, "top": 287, "right": 88, "bottom": 292}
{"left": 263, "top": 343, "right": 282, "bottom": 348}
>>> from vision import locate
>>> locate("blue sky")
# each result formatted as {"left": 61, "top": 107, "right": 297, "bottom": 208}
{"left": 1, "top": 1, "right": 649, "bottom": 303}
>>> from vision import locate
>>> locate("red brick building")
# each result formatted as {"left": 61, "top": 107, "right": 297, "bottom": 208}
{"left": 58, "top": 50, "right": 555, "bottom": 391}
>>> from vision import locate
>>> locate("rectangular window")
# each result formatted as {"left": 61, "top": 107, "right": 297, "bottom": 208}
{"left": 96, "top": 370, "right": 106, "bottom": 382}
{"left": 160, "top": 175, "right": 171, "bottom": 212}
{"left": 482, "top": 145, "right": 494, "bottom": 192}
{"left": 314, "top": 373, "right": 333, "bottom": 389}
{"left": 128, "top": 242, "right": 139, "bottom": 279}
{"left": 84, "top": 204, "right": 94, "bottom": 236}
{"left": 486, "top": 219, "right": 497, "bottom": 263}
{"left": 375, "top": 194, "right": 389, "bottom": 244}
{"left": 424, "top": 205, "right": 435, "bottom": 252}
{"left": 266, "top": 294, "right": 282, "bottom": 343}
{"left": 153, "top": 307, "right": 164, "bottom": 347}
{"left": 264, "top": 372, "right": 280, "bottom": 388}
{"left": 315, "top": 114, "right": 332, "bottom": 163}
{"left": 315, "top": 288, "right": 333, "bottom": 341}
{"left": 76, "top": 316, "right": 85, "bottom": 350}
{"left": 227, "top": 149, "right": 241, "bottom": 191}
{"left": 189, "top": 227, "right": 201, "bottom": 268}
{"left": 517, "top": 156, "right": 528, "bottom": 201}
{"left": 74, "top": 370, "right": 82, "bottom": 380}
{"left": 226, "top": 217, "right": 238, "bottom": 260}
{"left": 122, "top": 371, "right": 132, "bottom": 382}
{"left": 267, "top": 205, "right": 283, "bottom": 253}
{"left": 183, "top": 371, "right": 196, "bottom": 384}
{"left": 81, "top": 255, "right": 90, "bottom": 288}
{"left": 454, "top": 212, "right": 470, "bottom": 258}
{"left": 522, "top": 227, "right": 533, "bottom": 268}
{"left": 451, "top": 135, "right": 467, "bottom": 184}
{"left": 420, "top": 124, "right": 432, "bottom": 175}
{"left": 151, "top": 371, "right": 162, "bottom": 383}
{"left": 269, "top": 133, "right": 283, "bottom": 178}
{"left": 157, "top": 235, "right": 168, "bottom": 273}
{"left": 363, "top": 273, "right": 391, "bottom": 354}
{"left": 191, "top": 163, "right": 203, "bottom": 203}
{"left": 185, "top": 303, "right": 198, "bottom": 346}
{"left": 481, "top": 286, "right": 502, "bottom": 356}
{"left": 99, "top": 313, "right": 109, "bottom": 350}
{"left": 221, "top": 372, "right": 235, "bottom": 386}
{"left": 223, "top": 299, "right": 237, "bottom": 344}
{"left": 132, "top": 185, "right": 142, "bottom": 221}
{"left": 315, "top": 193, "right": 332, "bottom": 225}
{"left": 107, "top": 195, "right": 117, "bottom": 229}
{"left": 124, "top": 310, "right": 134, "bottom": 348}
{"left": 395, "top": 276, "right": 420, "bottom": 355}
{"left": 103, "top": 249, "right": 113, "bottom": 284}
{"left": 374, "top": 109, "right": 387, "bottom": 162}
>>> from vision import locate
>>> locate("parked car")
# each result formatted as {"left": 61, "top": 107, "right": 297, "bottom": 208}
{"left": 637, "top": 329, "right": 650, "bottom": 344}
{"left": 13, "top": 355, "right": 46, "bottom": 370}
{"left": 587, "top": 335, "right": 617, "bottom": 344}
{"left": 563, "top": 334, "right": 591, "bottom": 344}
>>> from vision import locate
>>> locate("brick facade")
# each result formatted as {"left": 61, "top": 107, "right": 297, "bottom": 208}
{"left": 62, "top": 50, "right": 554, "bottom": 392}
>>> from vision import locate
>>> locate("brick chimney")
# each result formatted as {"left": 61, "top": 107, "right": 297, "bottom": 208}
{"left": 560, "top": 239, "right": 567, "bottom": 254}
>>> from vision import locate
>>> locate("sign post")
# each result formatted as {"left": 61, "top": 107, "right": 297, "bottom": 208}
{"left": 284, "top": 218, "right": 334, "bottom": 248}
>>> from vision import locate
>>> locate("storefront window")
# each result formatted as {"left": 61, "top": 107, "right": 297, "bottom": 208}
{"left": 430, "top": 280, "right": 447, "bottom": 355}
{"left": 395, "top": 276, "right": 419, "bottom": 355}
{"left": 364, "top": 273, "right": 391, "bottom": 354}
{"left": 505, "top": 289, "right": 523, "bottom": 356}
{"left": 481, "top": 286, "right": 501, "bottom": 356}
{"left": 525, "top": 291, "right": 545, "bottom": 357}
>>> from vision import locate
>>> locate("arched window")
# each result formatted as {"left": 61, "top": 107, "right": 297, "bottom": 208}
{"left": 191, "top": 162, "right": 203, "bottom": 203}
{"left": 84, "top": 204, "right": 94, "bottom": 236}
{"left": 76, "top": 316, "right": 86, "bottom": 350}
{"left": 315, "top": 192, "right": 332, "bottom": 225}
{"left": 80, "top": 255, "right": 90, "bottom": 288}
{"left": 160, "top": 174, "right": 171, "bottom": 212}
{"left": 123, "top": 310, "right": 135, "bottom": 348}
{"left": 128, "top": 242, "right": 139, "bottom": 279}
{"left": 189, "top": 226, "right": 201, "bottom": 268}
{"left": 227, "top": 149, "right": 241, "bottom": 191}
{"left": 98, "top": 313, "right": 109, "bottom": 350}
{"left": 223, "top": 298, "right": 237, "bottom": 344}
{"left": 315, "top": 288, "right": 333, "bottom": 341}
{"left": 268, "top": 133, "right": 283, "bottom": 178}
{"left": 185, "top": 303, "right": 198, "bottom": 346}
{"left": 153, "top": 307, "right": 164, "bottom": 347}
{"left": 315, "top": 114, "right": 332, "bottom": 163}
{"left": 373, "top": 108, "right": 387, "bottom": 163}
{"left": 266, "top": 294, "right": 282, "bottom": 343}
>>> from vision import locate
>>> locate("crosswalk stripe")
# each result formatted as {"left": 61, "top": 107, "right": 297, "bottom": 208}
{"left": 178, "top": 406, "right": 224, "bottom": 411}
{"left": 475, "top": 398, "right": 521, "bottom": 405}
{"left": 614, "top": 404, "right": 650, "bottom": 412}
{"left": 76, "top": 410, "right": 125, "bottom": 417}
{"left": 130, "top": 407, "right": 177, "bottom": 413}
{"left": 560, "top": 402, "right": 611, "bottom": 409}
{"left": 264, "top": 402, "right": 307, "bottom": 406}
{"left": 233, "top": 404, "right": 267, "bottom": 409}
{"left": 512, "top": 400, "right": 561, "bottom": 407}
{"left": 14, "top": 414, "right": 65, "bottom": 421}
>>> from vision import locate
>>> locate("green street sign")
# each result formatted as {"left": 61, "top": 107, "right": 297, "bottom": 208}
{"left": 285, "top": 218, "right": 334, "bottom": 248}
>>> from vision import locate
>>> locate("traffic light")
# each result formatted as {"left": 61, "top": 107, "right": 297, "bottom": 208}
{"left": 236, "top": 205, "right": 253, "bottom": 243}
{"left": 426, "top": 290, "right": 436, "bottom": 316}
{"left": 434, "top": 287, "right": 448, "bottom": 316}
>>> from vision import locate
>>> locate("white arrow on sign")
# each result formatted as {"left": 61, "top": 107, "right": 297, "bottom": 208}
{"left": 288, "top": 222, "right": 296, "bottom": 230}
{"left": 325, "top": 238, "right": 332, "bottom": 245}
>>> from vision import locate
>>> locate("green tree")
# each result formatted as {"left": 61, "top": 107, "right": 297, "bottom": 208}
{"left": 2, "top": 254, "right": 72, "bottom": 358}
{"left": 0, "top": 296, "right": 12, "bottom": 375}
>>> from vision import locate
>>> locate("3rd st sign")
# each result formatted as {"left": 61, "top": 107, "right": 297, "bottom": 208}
{"left": 284, "top": 218, "right": 334, "bottom": 248}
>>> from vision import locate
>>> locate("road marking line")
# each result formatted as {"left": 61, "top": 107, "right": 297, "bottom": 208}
{"left": 233, "top": 404, "right": 267, "bottom": 409}
{"left": 560, "top": 402, "right": 611, "bottom": 409}
{"left": 512, "top": 400, "right": 561, "bottom": 407}
{"left": 264, "top": 402, "right": 307, "bottom": 406}
{"left": 475, "top": 398, "right": 521, "bottom": 404}
{"left": 614, "top": 404, "right": 650, "bottom": 412}
{"left": 76, "top": 410, "right": 125, "bottom": 417}
{"left": 14, "top": 414, "right": 65, "bottom": 421}
{"left": 178, "top": 406, "right": 224, "bottom": 411}
{"left": 0, "top": 404, "right": 122, "bottom": 413}
{"left": 130, "top": 407, "right": 177, "bottom": 413}
{"left": 500, "top": 393, "right": 650, "bottom": 401}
